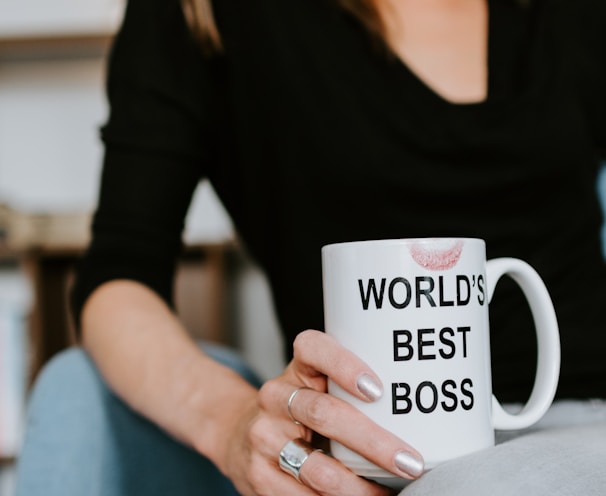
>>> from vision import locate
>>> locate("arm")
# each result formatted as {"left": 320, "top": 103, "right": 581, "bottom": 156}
{"left": 80, "top": 282, "right": 424, "bottom": 495}
{"left": 80, "top": 279, "right": 257, "bottom": 475}
{"left": 71, "top": 0, "right": 246, "bottom": 472}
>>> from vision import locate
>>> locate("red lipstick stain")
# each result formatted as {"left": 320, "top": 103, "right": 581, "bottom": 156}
{"left": 409, "top": 240, "right": 465, "bottom": 271}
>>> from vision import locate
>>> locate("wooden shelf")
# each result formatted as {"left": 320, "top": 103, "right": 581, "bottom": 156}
{"left": 0, "top": 33, "right": 113, "bottom": 60}
{"left": 2, "top": 239, "right": 236, "bottom": 385}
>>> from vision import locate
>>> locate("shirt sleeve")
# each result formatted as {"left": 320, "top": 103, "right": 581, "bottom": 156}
{"left": 70, "top": 0, "right": 223, "bottom": 331}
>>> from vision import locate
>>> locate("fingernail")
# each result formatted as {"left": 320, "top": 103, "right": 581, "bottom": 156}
{"left": 394, "top": 451, "right": 424, "bottom": 478}
{"left": 357, "top": 373, "right": 383, "bottom": 401}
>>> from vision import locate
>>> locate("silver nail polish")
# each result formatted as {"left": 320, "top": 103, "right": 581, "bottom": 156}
{"left": 357, "top": 373, "right": 383, "bottom": 401}
{"left": 394, "top": 451, "right": 425, "bottom": 478}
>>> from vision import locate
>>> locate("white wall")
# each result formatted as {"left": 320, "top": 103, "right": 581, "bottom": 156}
{"left": 234, "top": 261, "right": 285, "bottom": 380}
{"left": 0, "top": 0, "right": 123, "bottom": 37}
{"left": 0, "top": 58, "right": 107, "bottom": 212}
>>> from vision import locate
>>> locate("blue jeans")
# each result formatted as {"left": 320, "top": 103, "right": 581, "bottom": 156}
{"left": 15, "top": 345, "right": 261, "bottom": 496}
{"left": 16, "top": 347, "right": 606, "bottom": 496}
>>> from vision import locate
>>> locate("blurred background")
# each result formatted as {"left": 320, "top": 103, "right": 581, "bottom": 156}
{"left": 0, "top": 1, "right": 284, "bottom": 494}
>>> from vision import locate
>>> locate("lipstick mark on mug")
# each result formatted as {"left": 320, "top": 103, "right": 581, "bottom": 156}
{"left": 409, "top": 240, "right": 464, "bottom": 271}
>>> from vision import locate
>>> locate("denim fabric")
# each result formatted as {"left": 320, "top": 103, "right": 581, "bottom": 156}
{"left": 15, "top": 346, "right": 606, "bottom": 496}
{"left": 15, "top": 345, "right": 261, "bottom": 496}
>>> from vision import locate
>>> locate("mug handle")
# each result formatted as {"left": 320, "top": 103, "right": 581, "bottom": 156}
{"left": 486, "top": 258, "right": 561, "bottom": 430}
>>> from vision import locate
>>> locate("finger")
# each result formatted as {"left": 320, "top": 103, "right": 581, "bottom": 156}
{"left": 258, "top": 380, "right": 313, "bottom": 427}
{"left": 298, "top": 449, "right": 394, "bottom": 496}
{"left": 245, "top": 415, "right": 318, "bottom": 495}
{"left": 254, "top": 417, "right": 389, "bottom": 496}
{"left": 247, "top": 451, "right": 320, "bottom": 496}
{"left": 250, "top": 409, "right": 399, "bottom": 494}
{"left": 248, "top": 412, "right": 311, "bottom": 459}
{"left": 292, "top": 330, "right": 384, "bottom": 402}
{"left": 270, "top": 383, "right": 425, "bottom": 480}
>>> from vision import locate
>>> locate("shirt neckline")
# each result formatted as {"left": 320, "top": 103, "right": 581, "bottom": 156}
{"left": 386, "top": 0, "right": 498, "bottom": 110}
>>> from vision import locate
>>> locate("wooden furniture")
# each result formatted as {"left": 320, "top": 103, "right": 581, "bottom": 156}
{"left": 7, "top": 241, "right": 233, "bottom": 385}
{"left": 0, "top": 34, "right": 112, "bottom": 59}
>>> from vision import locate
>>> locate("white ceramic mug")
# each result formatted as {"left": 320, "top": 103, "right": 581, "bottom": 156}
{"left": 322, "top": 238, "right": 560, "bottom": 482}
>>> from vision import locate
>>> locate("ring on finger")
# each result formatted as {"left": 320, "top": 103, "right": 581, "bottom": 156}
{"left": 287, "top": 386, "right": 311, "bottom": 425}
{"left": 279, "top": 437, "right": 323, "bottom": 482}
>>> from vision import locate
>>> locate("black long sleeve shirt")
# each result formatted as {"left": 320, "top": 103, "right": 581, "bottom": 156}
{"left": 72, "top": 0, "right": 606, "bottom": 402}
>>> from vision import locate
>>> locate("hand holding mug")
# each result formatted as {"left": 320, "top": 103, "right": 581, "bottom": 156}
{"left": 322, "top": 238, "right": 560, "bottom": 487}
{"left": 235, "top": 329, "right": 424, "bottom": 496}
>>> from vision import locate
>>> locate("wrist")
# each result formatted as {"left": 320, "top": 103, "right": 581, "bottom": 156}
{"left": 187, "top": 359, "right": 259, "bottom": 475}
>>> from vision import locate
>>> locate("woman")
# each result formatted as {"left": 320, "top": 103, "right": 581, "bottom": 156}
{"left": 16, "top": 0, "right": 606, "bottom": 495}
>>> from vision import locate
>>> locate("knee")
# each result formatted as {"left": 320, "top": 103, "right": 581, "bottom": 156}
{"left": 34, "top": 347, "right": 96, "bottom": 383}
{"left": 26, "top": 347, "right": 108, "bottom": 423}
{"left": 401, "top": 423, "right": 606, "bottom": 496}
{"left": 17, "top": 349, "right": 119, "bottom": 495}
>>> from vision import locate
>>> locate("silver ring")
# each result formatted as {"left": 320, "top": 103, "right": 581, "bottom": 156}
{"left": 279, "top": 438, "right": 322, "bottom": 482}
{"left": 287, "top": 386, "right": 311, "bottom": 425}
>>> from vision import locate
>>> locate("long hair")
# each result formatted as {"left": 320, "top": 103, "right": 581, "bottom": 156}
{"left": 334, "top": 0, "right": 385, "bottom": 47}
{"left": 180, "top": 0, "right": 385, "bottom": 53}
{"left": 181, "top": 0, "right": 222, "bottom": 52}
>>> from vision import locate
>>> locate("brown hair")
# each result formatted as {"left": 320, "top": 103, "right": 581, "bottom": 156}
{"left": 334, "top": 0, "right": 385, "bottom": 47}
{"left": 180, "top": 0, "right": 222, "bottom": 52}
{"left": 180, "top": 0, "right": 385, "bottom": 53}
